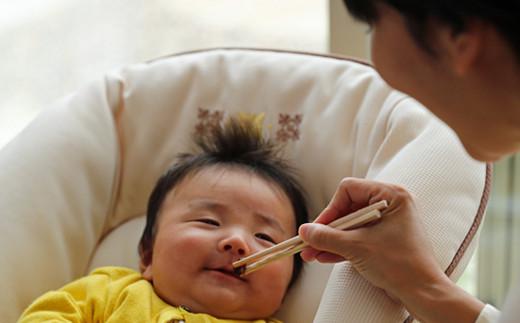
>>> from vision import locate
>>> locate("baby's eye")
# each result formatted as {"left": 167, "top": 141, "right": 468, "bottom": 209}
{"left": 255, "top": 233, "right": 275, "bottom": 244}
{"left": 196, "top": 218, "right": 220, "bottom": 226}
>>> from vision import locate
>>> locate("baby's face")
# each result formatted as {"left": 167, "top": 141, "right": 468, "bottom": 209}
{"left": 141, "top": 166, "right": 296, "bottom": 319}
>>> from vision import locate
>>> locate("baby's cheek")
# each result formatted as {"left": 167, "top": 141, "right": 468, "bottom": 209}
{"left": 250, "top": 258, "right": 294, "bottom": 315}
{"left": 155, "top": 233, "right": 209, "bottom": 265}
{"left": 262, "top": 259, "right": 293, "bottom": 293}
{"left": 174, "top": 235, "right": 208, "bottom": 250}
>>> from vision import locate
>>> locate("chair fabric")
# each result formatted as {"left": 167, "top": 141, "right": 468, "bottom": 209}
{"left": 0, "top": 48, "right": 490, "bottom": 323}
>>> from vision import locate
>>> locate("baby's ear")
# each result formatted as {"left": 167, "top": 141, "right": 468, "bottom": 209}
{"left": 138, "top": 244, "right": 153, "bottom": 279}
{"left": 141, "top": 262, "right": 153, "bottom": 281}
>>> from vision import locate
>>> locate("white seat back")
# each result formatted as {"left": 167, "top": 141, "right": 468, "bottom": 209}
{"left": 0, "top": 48, "right": 489, "bottom": 323}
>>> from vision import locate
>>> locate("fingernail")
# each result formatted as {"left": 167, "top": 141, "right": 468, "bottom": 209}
{"left": 300, "top": 250, "right": 316, "bottom": 262}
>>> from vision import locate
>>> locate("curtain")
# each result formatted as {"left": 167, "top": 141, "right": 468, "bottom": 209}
{"left": 478, "top": 156, "right": 520, "bottom": 307}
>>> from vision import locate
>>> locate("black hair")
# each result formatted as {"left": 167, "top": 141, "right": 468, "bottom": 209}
{"left": 138, "top": 117, "right": 309, "bottom": 287}
{"left": 343, "top": 0, "right": 520, "bottom": 60}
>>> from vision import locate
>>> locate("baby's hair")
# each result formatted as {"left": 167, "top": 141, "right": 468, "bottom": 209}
{"left": 138, "top": 116, "right": 309, "bottom": 287}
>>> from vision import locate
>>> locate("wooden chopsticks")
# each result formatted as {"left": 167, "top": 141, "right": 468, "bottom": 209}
{"left": 232, "top": 200, "right": 388, "bottom": 276}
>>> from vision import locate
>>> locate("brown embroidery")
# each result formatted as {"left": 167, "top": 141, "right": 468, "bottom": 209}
{"left": 276, "top": 113, "right": 302, "bottom": 142}
{"left": 194, "top": 108, "right": 224, "bottom": 139}
{"left": 194, "top": 109, "right": 303, "bottom": 143}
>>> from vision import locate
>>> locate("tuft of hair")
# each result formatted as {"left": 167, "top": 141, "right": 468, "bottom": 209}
{"left": 139, "top": 116, "right": 309, "bottom": 288}
{"left": 184, "top": 117, "right": 280, "bottom": 169}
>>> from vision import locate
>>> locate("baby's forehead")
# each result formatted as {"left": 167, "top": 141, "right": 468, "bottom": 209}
{"left": 168, "top": 165, "right": 291, "bottom": 202}
{"left": 160, "top": 166, "right": 296, "bottom": 230}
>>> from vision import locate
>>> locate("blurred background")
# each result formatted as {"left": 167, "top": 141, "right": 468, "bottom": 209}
{"left": 0, "top": 0, "right": 327, "bottom": 147}
{"left": 0, "top": 0, "right": 517, "bottom": 308}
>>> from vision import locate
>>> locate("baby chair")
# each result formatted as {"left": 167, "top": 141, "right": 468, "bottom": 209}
{"left": 0, "top": 48, "right": 490, "bottom": 323}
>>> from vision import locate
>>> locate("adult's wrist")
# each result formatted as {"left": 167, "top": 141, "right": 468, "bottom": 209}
{"left": 397, "top": 273, "right": 485, "bottom": 323}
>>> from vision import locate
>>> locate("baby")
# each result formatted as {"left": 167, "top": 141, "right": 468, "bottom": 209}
{"left": 19, "top": 117, "right": 309, "bottom": 323}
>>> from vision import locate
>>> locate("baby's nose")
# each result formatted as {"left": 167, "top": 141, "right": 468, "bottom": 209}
{"left": 219, "top": 235, "right": 250, "bottom": 256}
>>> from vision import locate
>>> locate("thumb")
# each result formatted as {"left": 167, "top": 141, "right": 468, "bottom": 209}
{"left": 299, "top": 223, "right": 353, "bottom": 258}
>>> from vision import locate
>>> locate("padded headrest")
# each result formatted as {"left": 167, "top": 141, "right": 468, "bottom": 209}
{"left": 0, "top": 48, "right": 489, "bottom": 323}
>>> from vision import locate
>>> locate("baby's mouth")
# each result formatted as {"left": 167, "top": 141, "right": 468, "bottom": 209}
{"left": 208, "top": 265, "right": 246, "bottom": 281}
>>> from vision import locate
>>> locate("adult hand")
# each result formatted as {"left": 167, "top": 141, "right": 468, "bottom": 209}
{"left": 299, "top": 178, "right": 486, "bottom": 322}
{"left": 299, "top": 177, "right": 445, "bottom": 301}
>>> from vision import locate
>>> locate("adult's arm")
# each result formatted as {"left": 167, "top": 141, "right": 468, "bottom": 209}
{"left": 299, "top": 177, "right": 489, "bottom": 323}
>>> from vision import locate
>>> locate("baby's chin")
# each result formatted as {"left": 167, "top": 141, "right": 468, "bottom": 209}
{"left": 177, "top": 296, "right": 279, "bottom": 320}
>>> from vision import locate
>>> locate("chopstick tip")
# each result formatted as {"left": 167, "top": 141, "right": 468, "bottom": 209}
{"left": 233, "top": 265, "right": 246, "bottom": 277}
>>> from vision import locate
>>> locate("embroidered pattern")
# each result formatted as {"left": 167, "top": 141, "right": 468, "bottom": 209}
{"left": 276, "top": 113, "right": 302, "bottom": 142}
{"left": 194, "top": 108, "right": 225, "bottom": 139}
{"left": 194, "top": 108, "right": 302, "bottom": 143}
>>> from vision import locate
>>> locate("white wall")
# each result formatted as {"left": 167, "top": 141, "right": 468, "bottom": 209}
{"left": 328, "top": 0, "right": 370, "bottom": 60}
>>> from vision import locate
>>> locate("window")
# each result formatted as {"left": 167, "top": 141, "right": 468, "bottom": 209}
{"left": 0, "top": 0, "right": 327, "bottom": 147}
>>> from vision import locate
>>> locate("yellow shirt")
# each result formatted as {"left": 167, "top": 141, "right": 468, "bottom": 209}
{"left": 18, "top": 266, "right": 282, "bottom": 323}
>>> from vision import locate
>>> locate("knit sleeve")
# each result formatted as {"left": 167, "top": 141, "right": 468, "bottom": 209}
{"left": 475, "top": 304, "right": 501, "bottom": 323}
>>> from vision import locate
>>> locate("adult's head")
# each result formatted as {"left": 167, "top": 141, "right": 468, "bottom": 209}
{"left": 343, "top": 1, "right": 520, "bottom": 161}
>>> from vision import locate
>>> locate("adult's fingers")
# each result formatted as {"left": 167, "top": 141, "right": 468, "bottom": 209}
{"left": 314, "top": 177, "right": 412, "bottom": 225}
{"left": 299, "top": 222, "right": 367, "bottom": 262}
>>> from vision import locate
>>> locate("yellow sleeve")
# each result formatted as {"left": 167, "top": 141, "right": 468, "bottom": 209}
{"left": 17, "top": 289, "right": 86, "bottom": 323}
{"left": 18, "top": 267, "right": 140, "bottom": 323}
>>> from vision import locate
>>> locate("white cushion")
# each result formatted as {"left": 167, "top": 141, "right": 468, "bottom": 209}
{"left": 0, "top": 48, "right": 489, "bottom": 323}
